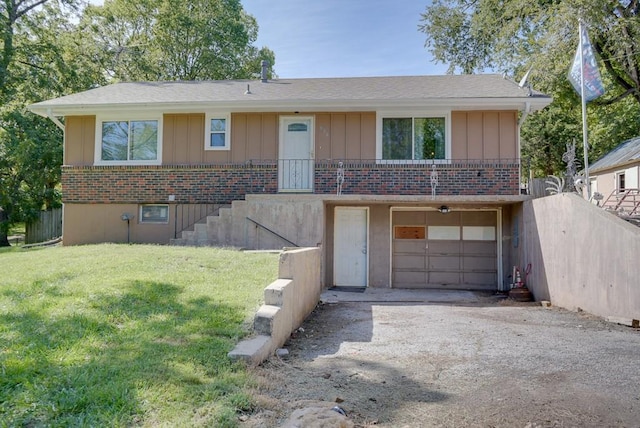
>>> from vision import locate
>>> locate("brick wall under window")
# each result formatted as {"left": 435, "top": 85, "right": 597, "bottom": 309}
{"left": 61, "top": 161, "right": 520, "bottom": 204}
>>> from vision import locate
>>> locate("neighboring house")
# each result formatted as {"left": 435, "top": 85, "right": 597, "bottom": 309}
{"left": 589, "top": 137, "right": 640, "bottom": 215}
{"left": 29, "top": 73, "right": 551, "bottom": 291}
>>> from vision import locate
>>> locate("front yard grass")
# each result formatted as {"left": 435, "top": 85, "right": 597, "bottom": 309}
{"left": 0, "top": 244, "right": 279, "bottom": 427}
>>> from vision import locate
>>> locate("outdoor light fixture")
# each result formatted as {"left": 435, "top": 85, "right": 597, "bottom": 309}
{"left": 438, "top": 205, "right": 451, "bottom": 214}
{"left": 120, "top": 213, "right": 133, "bottom": 243}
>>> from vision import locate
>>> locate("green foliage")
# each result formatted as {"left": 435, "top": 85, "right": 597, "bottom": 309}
{"left": 79, "top": 0, "right": 275, "bottom": 81}
{"left": 0, "top": 0, "right": 275, "bottom": 246}
{"left": 419, "top": 0, "right": 640, "bottom": 177}
{"left": 0, "top": 244, "right": 278, "bottom": 426}
{"left": 0, "top": 1, "right": 91, "bottom": 246}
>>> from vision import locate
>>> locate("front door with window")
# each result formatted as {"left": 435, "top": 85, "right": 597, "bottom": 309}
{"left": 279, "top": 117, "right": 314, "bottom": 192}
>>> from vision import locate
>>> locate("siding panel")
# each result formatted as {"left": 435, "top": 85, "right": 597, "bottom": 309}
{"left": 331, "top": 114, "right": 347, "bottom": 159}
{"left": 467, "top": 112, "right": 484, "bottom": 159}
{"left": 451, "top": 111, "right": 468, "bottom": 160}
{"left": 499, "top": 112, "right": 517, "bottom": 159}
{"left": 64, "top": 116, "right": 95, "bottom": 166}
{"left": 483, "top": 112, "right": 501, "bottom": 159}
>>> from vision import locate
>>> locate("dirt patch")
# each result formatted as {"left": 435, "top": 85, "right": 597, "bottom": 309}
{"left": 244, "top": 297, "right": 640, "bottom": 427}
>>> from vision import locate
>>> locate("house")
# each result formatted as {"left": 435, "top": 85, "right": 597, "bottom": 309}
{"left": 588, "top": 136, "right": 640, "bottom": 216}
{"left": 28, "top": 72, "right": 551, "bottom": 291}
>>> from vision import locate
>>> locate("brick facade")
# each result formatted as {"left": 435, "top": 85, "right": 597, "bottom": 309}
{"left": 62, "top": 161, "right": 521, "bottom": 204}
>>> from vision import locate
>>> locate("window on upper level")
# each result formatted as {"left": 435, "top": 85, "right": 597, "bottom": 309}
{"left": 205, "top": 113, "right": 231, "bottom": 150}
{"left": 377, "top": 112, "right": 450, "bottom": 162}
{"left": 96, "top": 115, "right": 162, "bottom": 165}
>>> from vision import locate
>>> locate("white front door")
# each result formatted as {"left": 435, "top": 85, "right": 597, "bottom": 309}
{"left": 334, "top": 207, "right": 368, "bottom": 287}
{"left": 279, "top": 117, "right": 314, "bottom": 192}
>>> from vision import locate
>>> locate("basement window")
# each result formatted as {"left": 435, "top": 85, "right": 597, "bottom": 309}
{"left": 140, "top": 204, "right": 169, "bottom": 224}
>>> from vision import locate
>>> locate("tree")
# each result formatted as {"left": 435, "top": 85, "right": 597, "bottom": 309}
{"left": 79, "top": 0, "right": 275, "bottom": 81}
{"left": 419, "top": 0, "right": 640, "bottom": 178}
{"left": 0, "top": 1, "right": 82, "bottom": 246}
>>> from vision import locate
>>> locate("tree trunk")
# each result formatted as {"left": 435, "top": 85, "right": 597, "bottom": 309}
{"left": 0, "top": 207, "right": 10, "bottom": 247}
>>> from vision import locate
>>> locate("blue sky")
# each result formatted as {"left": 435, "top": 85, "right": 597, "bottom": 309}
{"left": 242, "top": 0, "right": 447, "bottom": 78}
{"left": 88, "top": 0, "right": 446, "bottom": 78}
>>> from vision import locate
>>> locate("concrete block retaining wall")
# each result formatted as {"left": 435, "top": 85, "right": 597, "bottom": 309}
{"left": 523, "top": 193, "right": 640, "bottom": 322}
{"left": 228, "top": 247, "right": 322, "bottom": 365}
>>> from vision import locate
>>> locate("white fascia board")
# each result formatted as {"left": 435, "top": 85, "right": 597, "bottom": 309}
{"left": 29, "top": 96, "right": 551, "bottom": 117}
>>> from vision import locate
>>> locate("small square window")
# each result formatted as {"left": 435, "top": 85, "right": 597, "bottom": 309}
{"left": 140, "top": 205, "right": 169, "bottom": 224}
{"left": 205, "top": 114, "right": 230, "bottom": 150}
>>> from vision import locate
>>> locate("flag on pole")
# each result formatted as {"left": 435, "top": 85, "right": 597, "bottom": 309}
{"left": 568, "top": 25, "right": 605, "bottom": 102}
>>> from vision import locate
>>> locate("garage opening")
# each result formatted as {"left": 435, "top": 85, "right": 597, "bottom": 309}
{"left": 392, "top": 209, "right": 499, "bottom": 290}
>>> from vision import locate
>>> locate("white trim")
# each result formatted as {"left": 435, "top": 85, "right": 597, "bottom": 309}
{"left": 94, "top": 112, "right": 163, "bottom": 166}
{"left": 376, "top": 110, "right": 452, "bottom": 162}
{"left": 204, "top": 112, "right": 231, "bottom": 151}
{"left": 31, "top": 97, "right": 549, "bottom": 117}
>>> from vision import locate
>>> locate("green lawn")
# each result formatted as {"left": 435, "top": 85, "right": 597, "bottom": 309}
{"left": 0, "top": 244, "right": 279, "bottom": 427}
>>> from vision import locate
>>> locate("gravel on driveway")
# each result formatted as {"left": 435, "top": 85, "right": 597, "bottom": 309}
{"left": 247, "top": 289, "right": 640, "bottom": 428}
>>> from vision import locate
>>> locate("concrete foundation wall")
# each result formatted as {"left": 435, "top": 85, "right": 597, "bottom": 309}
{"left": 523, "top": 193, "right": 640, "bottom": 321}
{"left": 229, "top": 247, "right": 322, "bottom": 365}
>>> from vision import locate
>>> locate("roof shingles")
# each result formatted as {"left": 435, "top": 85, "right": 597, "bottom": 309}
{"left": 29, "top": 74, "right": 551, "bottom": 113}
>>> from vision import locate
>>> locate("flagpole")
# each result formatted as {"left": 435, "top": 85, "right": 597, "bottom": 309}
{"left": 579, "top": 20, "right": 591, "bottom": 199}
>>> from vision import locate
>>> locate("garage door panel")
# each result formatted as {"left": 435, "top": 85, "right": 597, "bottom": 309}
{"left": 394, "top": 240, "right": 426, "bottom": 253}
{"left": 463, "top": 241, "right": 496, "bottom": 255}
{"left": 427, "top": 240, "right": 460, "bottom": 254}
{"left": 429, "top": 271, "right": 461, "bottom": 285}
{"left": 394, "top": 271, "right": 427, "bottom": 286}
{"left": 463, "top": 256, "right": 496, "bottom": 270}
{"left": 429, "top": 255, "right": 460, "bottom": 270}
{"left": 394, "top": 255, "right": 425, "bottom": 269}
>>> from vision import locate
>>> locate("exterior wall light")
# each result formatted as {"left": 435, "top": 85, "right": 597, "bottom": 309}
{"left": 438, "top": 205, "right": 451, "bottom": 214}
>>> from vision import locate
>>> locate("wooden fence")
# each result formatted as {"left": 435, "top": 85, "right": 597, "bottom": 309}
{"left": 26, "top": 208, "right": 62, "bottom": 244}
{"left": 528, "top": 178, "right": 551, "bottom": 198}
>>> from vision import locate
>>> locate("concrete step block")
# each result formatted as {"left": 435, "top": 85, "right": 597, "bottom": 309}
{"left": 227, "top": 335, "right": 273, "bottom": 365}
{"left": 193, "top": 223, "right": 208, "bottom": 240}
{"left": 254, "top": 304, "right": 280, "bottom": 335}
{"left": 264, "top": 279, "right": 293, "bottom": 306}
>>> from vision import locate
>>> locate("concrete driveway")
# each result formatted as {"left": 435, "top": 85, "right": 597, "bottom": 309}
{"left": 252, "top": 288, "right": 640, "bottom": 427}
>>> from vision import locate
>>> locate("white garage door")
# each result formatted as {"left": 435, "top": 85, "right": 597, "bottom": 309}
{"left": 392, "top": 210, "right": 498, "bottom": 290}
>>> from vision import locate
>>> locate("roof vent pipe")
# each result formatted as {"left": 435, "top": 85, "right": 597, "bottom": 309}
{"left": 261, "top": 60, "right": 269, "bottom": 83}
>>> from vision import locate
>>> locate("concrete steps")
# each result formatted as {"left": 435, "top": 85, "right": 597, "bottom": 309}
{"left": 171, "top": 201, "right": 247, "bottom": 247}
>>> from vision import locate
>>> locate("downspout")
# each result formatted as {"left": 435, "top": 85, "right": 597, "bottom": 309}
{"left": 518, "top": 101, "right": 531, "bottom": 128}
{"left": 46, "top": 108, "right": 65, "bottom": 131}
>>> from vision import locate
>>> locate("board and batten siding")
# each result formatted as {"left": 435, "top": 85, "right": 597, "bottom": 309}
{"left": 62, "top": 110, "right": 519, "bottom": 166}
{"left": 451, "top": 111, "right": 517, "bottom": 160}
{"left": 64, "top": 116, "right": 95, "bottom": 166}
